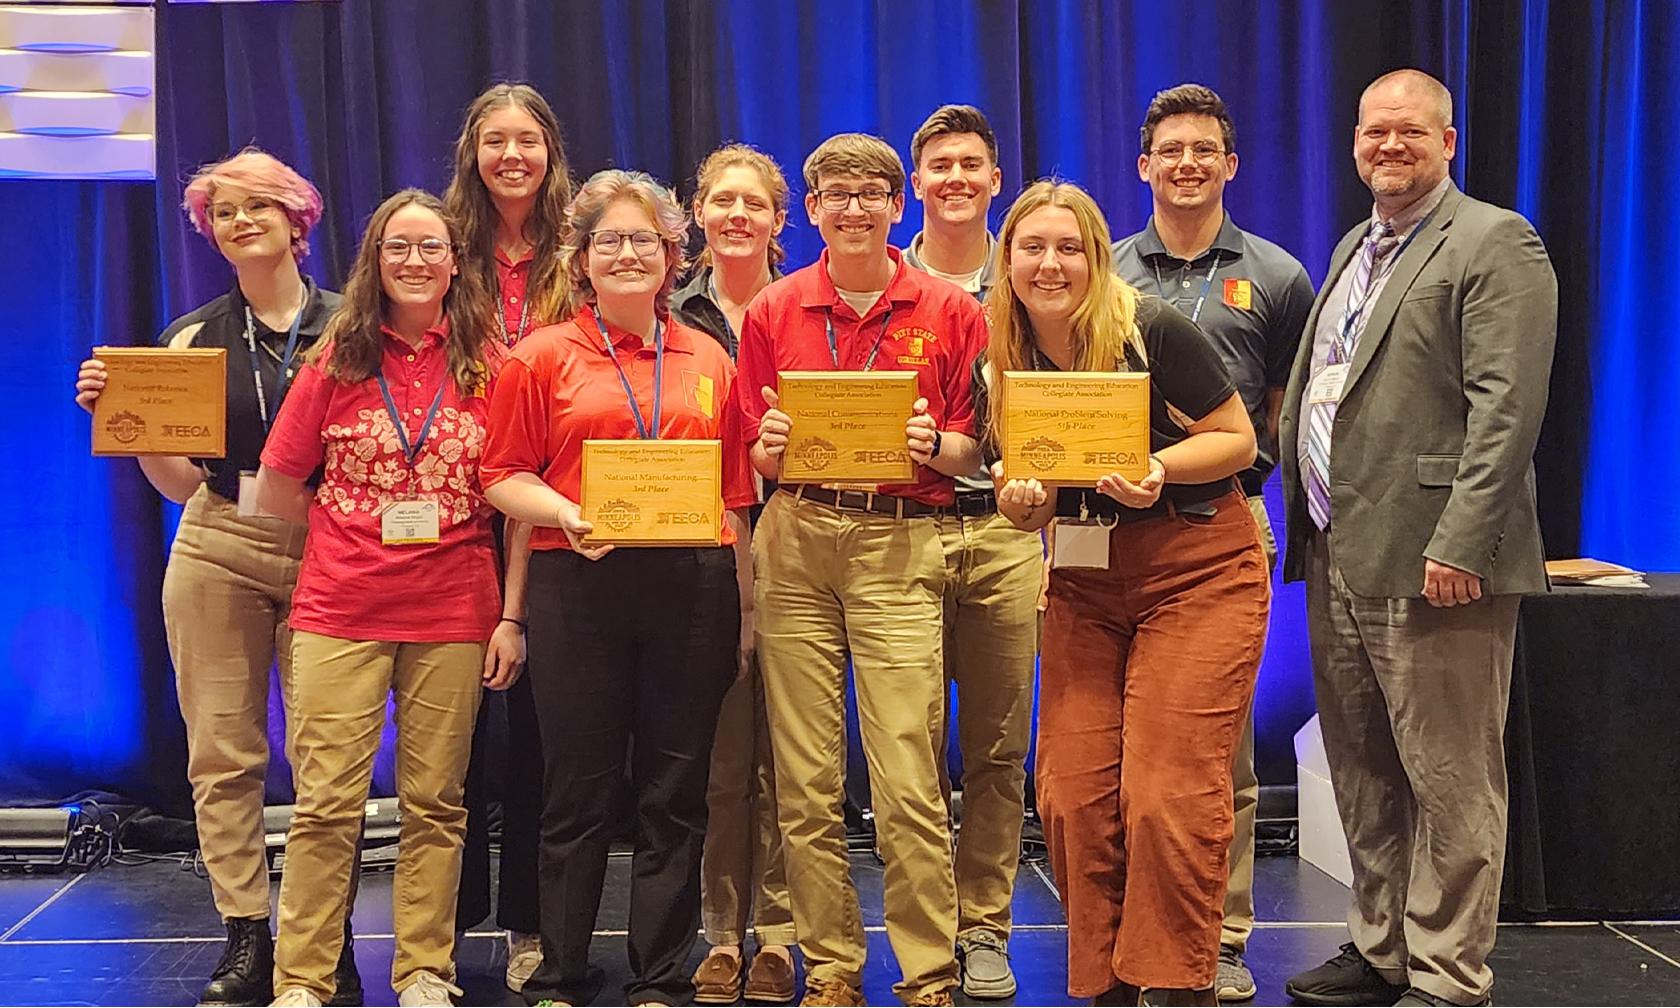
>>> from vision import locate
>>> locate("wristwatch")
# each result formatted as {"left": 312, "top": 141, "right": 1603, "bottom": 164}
{"left": 930, "top": 430, "right": 943, "bottom": 458}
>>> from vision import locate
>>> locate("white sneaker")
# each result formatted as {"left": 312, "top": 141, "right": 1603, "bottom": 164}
{"left": 270, "top": 989, "right": 324, "bottom": 1008}
{"left": 397, "top": 970, "right": 463, "bottom": 1007}
{"left": 505, "top": 930, "right": 544, "bottom": 992}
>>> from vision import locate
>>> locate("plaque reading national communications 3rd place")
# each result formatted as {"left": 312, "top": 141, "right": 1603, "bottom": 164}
{"left": 777, "top": 370, "right": 917, "bottom": 484}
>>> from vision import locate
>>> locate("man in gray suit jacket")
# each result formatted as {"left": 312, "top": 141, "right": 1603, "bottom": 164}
{"left": 1279, "top": 70, "right": 1556, "bottom": 1008}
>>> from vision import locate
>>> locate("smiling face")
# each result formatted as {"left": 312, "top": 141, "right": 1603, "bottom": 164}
{"left": 1137, "top": 113, "right": 1237, "bottom": 214}
{"left": 209, "top": 182, "right": 298, "bottom": 265}
{"left": 1354, "top": 78, "right": 1457, "bottom": 208}
{"left": 476, "top": 101, "right": 549, "bottom": 205}
{"left": 696, "top": 163, "right": 785, "bottom": 268}
{"left": 911, "top": 131, "right": 1001, "bottom": 231}
{"left": 586, "top": 197, "right": 670, "bottom": 305}
{"left": 1007, "top": 205, "right": 1092, "bottom": 327}
{"left": 806, "top": 171, "right": 903, "bottom": 260}
{"left": 378, "top": 203, "right": 455, "bottom": 313}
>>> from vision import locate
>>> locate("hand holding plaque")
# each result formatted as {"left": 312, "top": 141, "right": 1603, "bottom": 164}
{"left": 90, "top": 347, "right": 227, "bottom": 457}
{"left": 998, "top": 371, "right": 1150, "bottom": 484}
{"left": 776, "top": 370, "right": 918, "bottom": 483}
{"left": 581, "top": 439, "right": 723, "bottom": 546}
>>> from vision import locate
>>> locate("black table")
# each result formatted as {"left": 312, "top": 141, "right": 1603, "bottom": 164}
{"left": 1502, "top": 573, "right": 1680, "bottom": 918}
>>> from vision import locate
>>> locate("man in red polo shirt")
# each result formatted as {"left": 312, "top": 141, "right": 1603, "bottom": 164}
{"left": 735, "top": 133, "right": 988, "bottom": 1008}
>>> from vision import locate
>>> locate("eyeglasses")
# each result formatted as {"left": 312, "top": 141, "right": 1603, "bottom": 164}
{"left": 814, "top": 187, "right": 896, "bottom": 212}
{"left": 210, "top": 198, "right": 279, "bottom": 224}
{"left": 1150, "top": 143, "right": 1227, "bottom": 165}
{"left": 589, "top": 229, "right": 663, "bottom": 256}
{"left": 379, "top": 237, "right": 452, "bottom": 264}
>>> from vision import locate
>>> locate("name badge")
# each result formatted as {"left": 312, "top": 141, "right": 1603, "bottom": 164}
{"left": 381, "top": 498, "right": 440, "bottom": 546}
{"left": 236, "top": 470, "right": 277, "bottom": 519}
{"left": 1308, "top": 362, "right": 1350, "bottom": 406}
{"left": 1051, "top": 520, "right": 1112, "bottom": 570}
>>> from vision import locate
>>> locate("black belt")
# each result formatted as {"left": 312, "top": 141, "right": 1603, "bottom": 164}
{"left": 782, "top": 484, "right": 944, "bottom": 518}
{"left": 953, "top": 490, "right": 998, "bottom": 516}
{"left": 1051, "top": 489, "right": 1222, "bottom": 523}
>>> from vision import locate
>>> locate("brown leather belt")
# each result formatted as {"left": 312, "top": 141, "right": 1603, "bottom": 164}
{"left": 782, "top": 484, "right": 945, "bottom": 519}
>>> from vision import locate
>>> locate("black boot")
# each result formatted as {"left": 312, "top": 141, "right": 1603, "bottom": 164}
{"left": 327, "top": 917, "right": 364, "bottom": 1007}
{"left": 198, "top": 917, "right": 274, "bottom": 1007}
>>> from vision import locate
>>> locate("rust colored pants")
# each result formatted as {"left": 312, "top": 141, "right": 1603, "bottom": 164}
{"left": 1037, "top": 492, "right": 1268, "bottom": 996}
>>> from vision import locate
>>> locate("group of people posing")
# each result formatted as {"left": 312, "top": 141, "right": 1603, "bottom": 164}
{"left": 74, "top": 64, "right": 1557, "bottom": 1008}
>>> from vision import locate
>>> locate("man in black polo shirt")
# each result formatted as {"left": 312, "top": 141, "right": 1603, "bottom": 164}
{"left": 904, "top": 104, "right": 1040, "bottom": 1001}
{"left": 1113, "top": 82, "right": 1315, "bottom": 1003}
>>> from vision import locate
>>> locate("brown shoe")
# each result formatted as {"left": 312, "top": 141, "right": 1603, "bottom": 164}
{"left": 907, "top": 987, "right": 956, "bottom": 1006}
{"left": 799, "top": 974, "right": 866, "bottom": 1007}
{"left": 744, "top": 950, "right": 797, "bottom": 1003}
{"left": 693, "top": 948, "right": 744, "bottom": 1004}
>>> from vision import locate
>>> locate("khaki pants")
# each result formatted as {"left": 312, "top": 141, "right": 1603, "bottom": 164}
{"left": 700, "top": 654, "right": 796, "bottom": 946}
{"left": 274, "top": 631, "right": 483, "bottom": 999}
{"left": 754, "top": 490, "right": 959, "bottom": 1002}
{"left": 1307, "top": 532, "right": 1518, "bottom": 1004}
{"left": 938, "top": 508, "right": 1041, "bottom": 941}
{"left": 1220, "top": 494, "right": 1278, "bottom": 951}
{"left": 162, "top": 485, "right": 305, "bottom": 921}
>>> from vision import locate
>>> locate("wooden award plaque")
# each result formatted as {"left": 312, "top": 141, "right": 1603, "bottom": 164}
{"left": 91, "top": 347, "right": 228, "bottom": 457}
{"left": 998, "top": 371, "right": 1151, "bottom": 484}
{"left": 776, "top": 370, "right": 917, "bottom": 483}
{"left": 581, "top": 439, "right": 724, "bottom": 546}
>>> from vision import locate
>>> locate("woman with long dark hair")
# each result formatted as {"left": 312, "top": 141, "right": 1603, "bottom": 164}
{"left": 257, "top": 189, "right": 523, "bottom": 1008}
{"left": 73, "top": 148, "right": 363, "bottom": 1008}
{"left": 440, "top": 80, "right": 575, "bottom": 992}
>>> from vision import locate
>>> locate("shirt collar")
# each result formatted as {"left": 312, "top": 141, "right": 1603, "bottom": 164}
{"left": 1372, "top": 176, "right": 1451, "bottom": 235}
{"left": 379, "top": 317, "right": 450, "bottom": 351}
{"left": 1136, "top": 211, "right": 1244, "bottom": 262}
{"left": 800, "top": 246, "right": 919, "bottom": 314}
{"left": 493, "top": 245, "right": 536, "bottom": 269}
{"left": 576, "top": 302, "right": 695, "bottom": 355}
{"left": 674, "top": 263, "right": 784, "bottom": 314}
{"left": 229, "top": 275, "right": 333, "bottom": 338}
{"left": 904, "top": 230, "right": 999, "bottom": 284}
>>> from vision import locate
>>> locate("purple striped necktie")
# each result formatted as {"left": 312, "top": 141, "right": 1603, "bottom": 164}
{"left": 1304, "top": 220, "right": 1400, "bottom": 530}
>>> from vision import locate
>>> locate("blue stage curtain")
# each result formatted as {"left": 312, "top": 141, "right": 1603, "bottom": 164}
{"left": 1, "top": 0, "right": 1666, "bottom": 807}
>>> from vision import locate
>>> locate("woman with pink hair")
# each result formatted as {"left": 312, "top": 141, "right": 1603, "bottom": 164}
{"left": 73, "top": 148, "right": 362, "bottom": 1008}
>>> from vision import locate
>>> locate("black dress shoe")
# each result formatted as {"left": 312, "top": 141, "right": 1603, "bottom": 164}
{"left": 1393, "top": 989, "right": 1491, "bottom": 1007}
{"left": 198, "top": 917, "right": 274, "bottom": 1007}
{"left": 328, "top": 919, "right": 364, "bottom": 1007}
{"left": 1285, "top": 943, "right": 1408, "bottom": 1006}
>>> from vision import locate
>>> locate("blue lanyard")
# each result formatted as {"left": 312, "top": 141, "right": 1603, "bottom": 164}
{"left": 495, "top": 276, "right": 532, "bottom": 346}
{"left": 595, "top": 313, "right": 664, "bottom": 440}
{"left": 824, "top": 307, "right": 893, "bottom": 370}
{"left": 1151, "top": 252, "right": 1222, "bottom": 325}
{"left": 1336, "top": 203, "right": 1441, "bottom": 351}
{"left": 244, "top": 304, "right": 304, "bottom": 432}
{"left": 374, "top": 370, "right": 447, "bottom": 467}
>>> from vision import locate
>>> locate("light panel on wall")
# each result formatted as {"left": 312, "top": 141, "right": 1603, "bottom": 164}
{"left": 0, "top": 3, "right": 154, "bottom": 179}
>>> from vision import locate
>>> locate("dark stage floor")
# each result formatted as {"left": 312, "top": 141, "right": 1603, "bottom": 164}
{"left": 0, "top": 853, "right": 1677, "bottom": 1006}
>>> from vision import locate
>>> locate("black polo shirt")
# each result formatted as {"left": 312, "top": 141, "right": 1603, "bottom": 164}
{"left": 1112, "top": 212, "right": 1313, "bottom": 495}
{"left": 671, "top": 264, "right": 783, "bottom": 360}
{"left": 157, "top": 277, "right": 339, "bottom": 503}
{"left": 974, "top": 297, "right": 1238, "bottom": 520}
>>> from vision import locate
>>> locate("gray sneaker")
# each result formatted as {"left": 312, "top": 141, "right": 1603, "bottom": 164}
{"left": 1217, "top": 944, "right": 1256, "bottom": 1001}
{"left": 957, "top": 931, "right": 1017, "bottom": 1000}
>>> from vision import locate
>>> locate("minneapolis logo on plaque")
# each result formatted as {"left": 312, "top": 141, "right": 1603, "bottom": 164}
{"left": 791, "top": 437, "right": 838, "bottom": 473}
{"left": 1022, "top": 436, "right": 1065, "bottom": 472}
{"left": 596, "top": 499, "right": 640, "bottom": 532}
{"left": 105, "top": 410, "right": 147, "bottom": 446}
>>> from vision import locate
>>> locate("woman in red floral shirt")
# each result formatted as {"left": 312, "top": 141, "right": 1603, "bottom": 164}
{"left": 256, "top": 188, "right": 522, "bottom": 1008}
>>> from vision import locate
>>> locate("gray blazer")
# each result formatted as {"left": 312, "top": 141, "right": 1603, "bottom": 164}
{"left": 1279, "top": 183, "right": 1557, "bottom": 597}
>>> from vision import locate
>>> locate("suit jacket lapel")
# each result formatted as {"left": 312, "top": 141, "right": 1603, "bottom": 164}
{"left": 1344, "top": 186, "right": 1463, "bottom": 394}
{"left": 1284, "top": 225, "right": 1364, "bottom": 427}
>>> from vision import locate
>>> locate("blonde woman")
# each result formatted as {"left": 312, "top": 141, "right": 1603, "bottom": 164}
{"left": 981, "top": 181, "right": 1267, "bottom": 1007}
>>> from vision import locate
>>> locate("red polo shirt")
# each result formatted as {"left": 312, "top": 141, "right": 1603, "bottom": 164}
{"left": 261, "top": 324, "right": 503, "bottom": 643}
{"left": 494, "top": 247, "right": 536, "bottom": 345}
{"left": 734, "top": 247, "right": 988, "bottom": 507}
{"left": 481, "top": 304, "right": 758, "bottom": 551}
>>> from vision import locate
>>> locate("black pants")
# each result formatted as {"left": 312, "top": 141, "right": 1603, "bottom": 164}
{"left": 521, "top": 547, "right": 739, "bottom": 1007}
{"left": 456, "top": 672, "right": 544, "bottom": 933}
